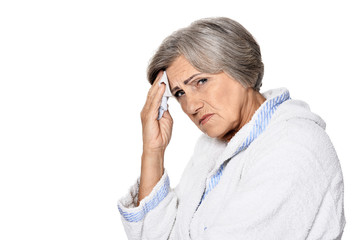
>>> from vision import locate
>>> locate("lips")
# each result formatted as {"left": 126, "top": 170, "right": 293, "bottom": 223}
{"left": 199, "top": 114, "right": 214, "bottom": 125}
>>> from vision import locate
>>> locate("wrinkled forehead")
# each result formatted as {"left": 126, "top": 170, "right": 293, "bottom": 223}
{"left": 166, "top": 55, "right": 201, "bottom": 90}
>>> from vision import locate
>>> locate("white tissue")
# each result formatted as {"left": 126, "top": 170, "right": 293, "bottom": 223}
{"left": 157, "top": 71, "right": 172, "bottom": 120}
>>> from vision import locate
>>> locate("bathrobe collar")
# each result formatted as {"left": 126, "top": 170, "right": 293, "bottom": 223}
{"left": 202, "top": 87, "right": 291, "bottom": 178}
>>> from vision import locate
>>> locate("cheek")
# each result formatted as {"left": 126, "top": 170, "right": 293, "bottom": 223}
{"left": 211, "top": 87, "right": 235, "bottom": 111}
{"left": 180, "top": 102, "right": 187, "bottom": 113}
{"left": 217, "top": 91, "right": 244, "bottom": 122}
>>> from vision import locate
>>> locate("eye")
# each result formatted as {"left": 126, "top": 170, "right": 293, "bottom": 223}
{"left": 174, "top": 78, "right": 208, "bottom": 99}
{"left": 197, "top": 78, "right": 208, "bottom": 85}
{"left": 174, "top": 90, "right": 184, "bottom": 98}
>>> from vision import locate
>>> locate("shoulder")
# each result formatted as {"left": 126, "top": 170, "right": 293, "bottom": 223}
{"left": 253, "top": 97, "right": 337, "bottom": 167}
{"left": 245, "top": 108, "right": 341, "bottom": 193}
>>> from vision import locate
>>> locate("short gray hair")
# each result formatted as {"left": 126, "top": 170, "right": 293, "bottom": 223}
{"left": 147, "top": 17, "right": 264, "bottom": 91}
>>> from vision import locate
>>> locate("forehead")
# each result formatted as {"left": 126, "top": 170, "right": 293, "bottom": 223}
{"left": 167, "top": 55, "right": 200, "bottom": 86}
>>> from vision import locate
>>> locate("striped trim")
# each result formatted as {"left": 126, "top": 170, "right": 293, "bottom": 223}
{"left": 198, "top": 90, "right": 290, "bottom": 205}
{"left": 200, "top": 164, "right": 225, "bottom": 203}
{"left": 118, "top": 175, "right": 170, "bottom": 222}
{"left": 231, "top": 90, "right": 290, "bottom": 158}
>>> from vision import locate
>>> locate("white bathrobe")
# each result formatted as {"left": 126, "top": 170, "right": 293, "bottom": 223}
{"left": 118, "top": 88, "right": 346, "bottom": 239}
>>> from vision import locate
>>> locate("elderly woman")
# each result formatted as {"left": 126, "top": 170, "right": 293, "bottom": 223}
{"left": 118, "top": 17, "right": 345, "bottom": 239}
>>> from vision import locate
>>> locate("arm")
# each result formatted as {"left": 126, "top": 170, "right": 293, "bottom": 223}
{"left": 138, "top": 151, "right": 165, "bottom": 207}
{"left": 118, "top": 71, "right": 177, "bottom": 239}
{"left": 118, "top": 169, "right": 177, "bottom": 240}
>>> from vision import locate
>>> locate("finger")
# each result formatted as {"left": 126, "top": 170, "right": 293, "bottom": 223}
{"left": 147, "top": 71, "right": 164, "bottom": 98}
{"left": 142, "top": 83, "right": 166, "bottom": 119}
{"left": 144, "top": 71, "right": 165, "bottom": 109}
{"left": 149, "top": 83, "right": 166, "bottom": 114}
{"left": 160, "top": 109, "right": 173, "bottom": 129}
{"left": 162, "top": 105, "right": 172, "bottom": 118}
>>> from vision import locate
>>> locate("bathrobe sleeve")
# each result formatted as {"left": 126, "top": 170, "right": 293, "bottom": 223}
{"left": 117, "top": 169, "right": 178, "bottom": 240}
{"left": 204, "top": 136, "right": 345, "bottom": 239}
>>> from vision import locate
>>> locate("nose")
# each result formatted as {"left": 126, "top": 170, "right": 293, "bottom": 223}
{"left": 184, "top": 93, "right": 203, "bottom": 115}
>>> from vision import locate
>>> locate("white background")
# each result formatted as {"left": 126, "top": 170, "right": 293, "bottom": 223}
{"left": 0, "top": 0, "right": 360, "bottom": 239}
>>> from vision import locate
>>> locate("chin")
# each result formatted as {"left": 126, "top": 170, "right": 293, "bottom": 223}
{"left": 202, "top": 127, "right": 224, "bottom": 139}
{"left": 205, "top": 126, "right": 236, "bottom": 143}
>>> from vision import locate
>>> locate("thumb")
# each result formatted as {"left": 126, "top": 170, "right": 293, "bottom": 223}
{"left": 163, "top": 106, "right": 172, "bottom": 120}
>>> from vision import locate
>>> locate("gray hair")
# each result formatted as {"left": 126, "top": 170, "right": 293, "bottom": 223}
{"left": 147, "top": 17, "right": 264, "bottom": 91}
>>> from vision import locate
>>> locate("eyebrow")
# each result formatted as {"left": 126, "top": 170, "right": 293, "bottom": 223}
{"left": 170, "top": 73, "right": 203, "bottom": 94}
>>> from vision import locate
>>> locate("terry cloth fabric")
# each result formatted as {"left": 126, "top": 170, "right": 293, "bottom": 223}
{"left": 198, "top": 90, "right": 290, "bottom": 206}
{"left": 117, "top": 88, "right": 346, "bottom": 240}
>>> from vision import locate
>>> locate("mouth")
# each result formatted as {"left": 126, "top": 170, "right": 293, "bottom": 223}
{"left": 199, "top": 114, "right": 214, "bottom": 125}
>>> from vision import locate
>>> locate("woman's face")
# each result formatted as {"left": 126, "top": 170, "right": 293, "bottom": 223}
{"left": 167, "top": 55, "right": 249, "bottom": 142}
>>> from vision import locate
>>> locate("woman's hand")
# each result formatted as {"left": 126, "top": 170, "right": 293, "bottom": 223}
{"left": 138, "top": 71, "right": 173, "bottom": 205}
{"left": 140, "top": 71, "right": 173, "bottom": 155}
